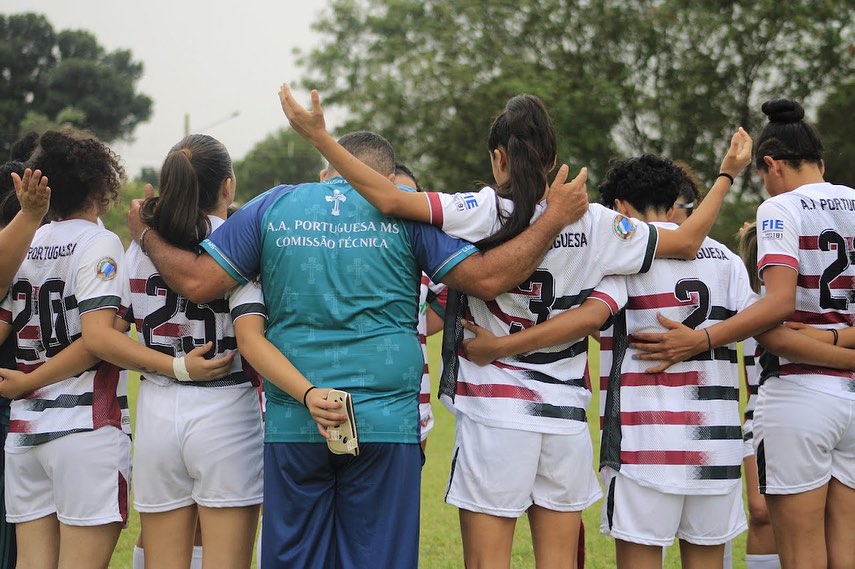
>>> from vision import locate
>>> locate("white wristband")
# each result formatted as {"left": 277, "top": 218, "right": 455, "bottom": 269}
{"left": 172, "top": 356, "right": 192, "bottom": 382}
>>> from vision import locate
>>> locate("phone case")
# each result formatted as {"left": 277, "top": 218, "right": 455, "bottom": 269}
{"left": 326, "top": 389, "right": 359, "bottom": 456}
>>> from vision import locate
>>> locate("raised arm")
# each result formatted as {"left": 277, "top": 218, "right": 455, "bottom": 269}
{"left": 279, "top": 84, "right": 430, "bottom": 220}
{"left": 461, "top": 298, "right": 612, "bottom": 365}
{"left": 0, "top": 169, "right": 50, "bottom": 295}
{"left": 653, "top": 128, "right": 753, "bottom": 259}
{"left": 278, "top": 83, "right": 589, "bottom": 229}
{"left": 438, "top": 166, "right": 589, "bottom": 300}
{"left": 127, "top": 185, "right": 237, "bottom": 304}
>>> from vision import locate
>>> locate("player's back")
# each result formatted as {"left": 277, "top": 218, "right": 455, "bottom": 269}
{"left": 598, "top": 224, "right": 755, "bottom": 493}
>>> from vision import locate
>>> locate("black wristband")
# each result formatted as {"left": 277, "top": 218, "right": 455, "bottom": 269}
{"left": 139, "top": 227, "right": 152, "bottom": 256}
{"left": 832, "top": 328, "right": 839, "bottom": 346}
{"left": 302, "top": 385, "right": 317, "bottom": 407}
{"left": 717, "top": 172, "right": 735, "bottom": 185}
{"left": 704, "top": 328, "right": 713, "bottom": 353}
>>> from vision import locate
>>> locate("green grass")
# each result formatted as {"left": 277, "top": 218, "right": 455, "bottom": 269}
{"left": 108, "top": 335, "right": 749, "bottom": 568}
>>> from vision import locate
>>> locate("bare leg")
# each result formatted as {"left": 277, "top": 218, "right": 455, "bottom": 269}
{"left": 744, "top": 455, "right": 777, "bottom": 554}
{"left": 140, "top": 506, "right": 196, "bottom": 569}
{"left": 678, "top": 540, "right": 725, "bottom": 569}
{"left": 825, "top": 478, "right": 855, "bottom": 569}
{"left": 197, "top": 504, "right": 260, "bottom": 569}
{"left": 765, "top": 485, "right": 828, "bottom": 569}
{"left": 15, "top": 515, "right": 59, "bottom": 569}
{"left": 57, "top": 522, "right": 121, "bottom": 569}
{"left": 459, "top": 509, "right": 517, "bottom": 569}
{"left": 528, "top": 505, "right": 580, "bottom": 569}
{"left": 614, "top": 539, "right": 663, "bottom": 569}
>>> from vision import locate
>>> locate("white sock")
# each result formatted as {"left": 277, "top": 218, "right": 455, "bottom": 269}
{"left": 257, "top": 517, "right": 264, "bottom": 569}
{"left": 132, "top": 546, "right": 145, "bottom": 569}
{"left": 746, "top": 553, "right": 780, "bottom": 569}
{"left": 722, "top": 540, "right": 733, "bottom": 569}
{"left": 190, "top": 545, "right": 203, "bottom": 569}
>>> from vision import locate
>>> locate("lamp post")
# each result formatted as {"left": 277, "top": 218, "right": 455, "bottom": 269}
{"left": 183, "top": 110, "right": 241, "bottom": 136}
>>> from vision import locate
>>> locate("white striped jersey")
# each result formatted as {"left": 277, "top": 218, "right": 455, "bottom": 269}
{"left": 596, "top": 224, "right": 756, "bottom": 494}
{"left": 0, "top": 219, "right": 131, "bottom": 450}
{"left": 756, "top": 182, "right": 855, "bottom": 398}
{"left": 125, "top": 216, "right": 266, "bottom": 388}
{"left": 741, "top": 337, "right": 760, "bottom": 450}
{"left": 417, "top": 276, "right": 446, "bottom": 441}
{"left": 431, "top": 187, "right": 657, "bottom": 434}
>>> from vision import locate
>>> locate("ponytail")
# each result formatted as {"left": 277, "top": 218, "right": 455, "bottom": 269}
{"left": 477, "top": 95, "right": 557, "bottom": 251}
{"left": 141, "top": 135, "right": 232, "bottom": 250}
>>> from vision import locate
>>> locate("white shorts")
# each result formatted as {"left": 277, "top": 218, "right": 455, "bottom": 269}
{"left": 5, "top": 427, "right": 131, "bottom": 526}
{"left": 753, "top": 378, "right": 855, "bottom": 494}
{"left": 599, "top": 467, "right": 746, "bottom": 547}
{"left": 133, "top": 381, "right": 264, "bottom": 512}
{"left": 445, "top": 414, "right": 602, "bottom": 517}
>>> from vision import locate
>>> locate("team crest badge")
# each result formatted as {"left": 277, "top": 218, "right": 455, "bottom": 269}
{"left": 612, "top": 215, "right": 636, "bottom": 240}
{"left": 95, "top": 257, "right": 118, "bottom": 280}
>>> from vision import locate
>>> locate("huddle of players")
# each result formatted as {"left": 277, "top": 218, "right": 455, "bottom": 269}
{"left": 281, "top": 85, "right": 855, "bottom": 569}
{"left": 0, "top": 89, "right": 852, "bottom": 569}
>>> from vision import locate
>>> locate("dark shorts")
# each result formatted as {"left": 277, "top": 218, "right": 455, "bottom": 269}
{"left": 261, "top": 442, "right": 421, "bottom": 569}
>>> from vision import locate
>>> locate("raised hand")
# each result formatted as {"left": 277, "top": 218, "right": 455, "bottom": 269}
{"left": 543, "top": 166, "right": 588, "bottom": 226}
{"left": 184, "top": 341, "right": 235, "bottom": 380}
{"left": 461, "top": 320, "right": 503, "bottom": 366}
{"left": 127, "top": 183, "right": 155, "bottom": 242}
{"left": 719, "top": 127, "right": 753, "bottom": 180}
{"left": 278, "top": 83, "right": 328, "bottom": 144}
{"left": 629, "top": 313, "right": 709, "bottom": 373}
{"left": 12, "top": 168, "right": 50, "bottom": 222}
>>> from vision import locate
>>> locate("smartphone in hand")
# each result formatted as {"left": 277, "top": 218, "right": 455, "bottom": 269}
{"left": 326, "top": 389, "right": 359, "bottom": 456}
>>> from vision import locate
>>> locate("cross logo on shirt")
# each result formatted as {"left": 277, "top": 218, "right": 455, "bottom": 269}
{"left": 326, "top": 190, "right": 347, "bottom": 216}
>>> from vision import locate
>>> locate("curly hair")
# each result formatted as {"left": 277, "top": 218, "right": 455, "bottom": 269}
{"left": 0, "top": 161, "right": 25, "bottom": 226}
{"left": 598, "top": 154, "right": 685, "bottom": 215}
{"left": 29, "top": 129, "right": 126, "bottom": 219}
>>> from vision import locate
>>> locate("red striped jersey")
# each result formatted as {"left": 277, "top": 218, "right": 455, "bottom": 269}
{"left": 125, "top": 216, "right": 266, "bottom": 388}
{"left": 597, "top": 224, "right": 756, "bottom": 494}
{"left": 741, "top": 337, "right": 760, "bottom": 449}
{"left": 430, "top": 187, "right": 657, "bottom": 434}
{"left": 0, "top": 220, "right": 131, "bottom": 450}
{"left": 756, "top": 182, "right": 855, "bottom": 398}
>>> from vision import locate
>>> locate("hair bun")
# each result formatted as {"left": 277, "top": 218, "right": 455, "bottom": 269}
{"left": 761, "top": 98, "right": 805, "bottom": 124}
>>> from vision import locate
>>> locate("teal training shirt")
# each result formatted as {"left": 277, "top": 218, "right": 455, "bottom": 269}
{"left": 201, "top": 178, "right": 476, "bottom": 443}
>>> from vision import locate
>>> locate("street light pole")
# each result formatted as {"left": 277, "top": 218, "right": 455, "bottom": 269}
{"left": 183, "top": 111, "right": 241, "bottom": 137}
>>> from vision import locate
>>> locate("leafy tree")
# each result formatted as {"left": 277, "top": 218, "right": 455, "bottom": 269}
{"left": 0, "top": 13, "right": 152, "bottom": 156}
{"left": 817, "top": 78, "right": 855, "bottom": 188}
{"left": 233, "top": 128, "right": 325, "bottom": 202}
{"left": 297, "top": 0, "right": 853, "bottom": 246}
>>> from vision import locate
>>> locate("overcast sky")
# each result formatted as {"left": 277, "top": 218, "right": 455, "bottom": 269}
{"left": 5, "top": 0, "right": 332, "bottom": 176}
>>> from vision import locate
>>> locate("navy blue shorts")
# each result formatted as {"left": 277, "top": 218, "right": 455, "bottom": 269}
{"left": 261, "top": 442, "right": 421, "bottom": 569}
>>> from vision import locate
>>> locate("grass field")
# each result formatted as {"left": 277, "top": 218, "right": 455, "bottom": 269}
{"left": 107, "top": 335, "right": 749, "bottom": 568}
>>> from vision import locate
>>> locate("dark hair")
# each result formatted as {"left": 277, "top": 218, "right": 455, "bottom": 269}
{"left": 737, "top": 222, "right": 761, "bottom": 294}
{"left": 329, "top": 131, "right": 395, "bottom": 177}
{"left": 598, "top": 154, "right": 683, "bottom": 214}
{"left": 674, "top": 161, "right": 703, "bottom": 216}
{"left": 29, "top": 129, "right": 125, "bottom": 219}
{"left": 755, "top": 98, "right": 824, "bottom": 171}
{"left": 141, "top": 134, "right": 232, "bottom": 250}
{"left": 0, "top": 161, "right": 25, "bottom": 226}
{"left": 394, "top": 163, "right": 422, "bottom": 192}
{"left": 10, "top": 131, "right": 39, "bottom": 162}
{"left": 478, "top": 95, "right": 557, "bottom": 251}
